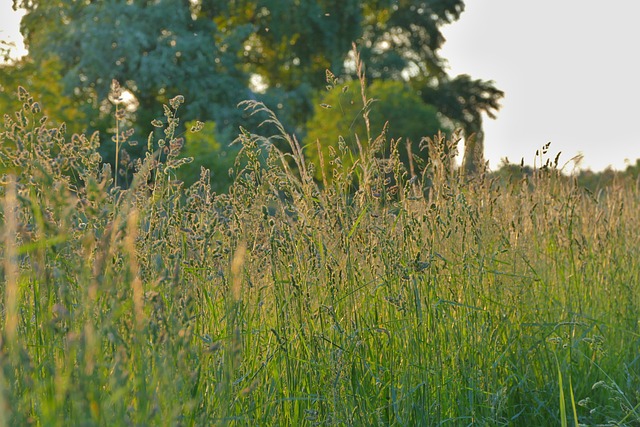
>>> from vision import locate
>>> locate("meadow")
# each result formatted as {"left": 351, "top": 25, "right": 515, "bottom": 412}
{"left": 0, "top": 81, "right": 639, "bottom": 426}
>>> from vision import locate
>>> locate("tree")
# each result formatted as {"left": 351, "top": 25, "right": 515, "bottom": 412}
{"left": 416, "top": 74, "right": 504, "bottom": 176}
{"left": 216, "top": 0, "right": 502, "bottom": 162}
{"left": 0, "top": 56, "right": 87, "bottom": 135}
{"left": 357, "top": 0, "right": 465, "bottom": 80}
{"left": 224, "top": 0, "right": 503, "bottom": 173}
{"left": 222, "top": 0, "right": 361, "bottom": 86}
{"left": 0, "top": 56, "right": 91, "bottom": 177}
{"left": 214, "top": 0, "right": 363, "bottom": 132}
{"left": 8, "top": 0, "right": 503, "bottom": 180}
{"left": 14, "top": 0, "right": 252, "bottom": 142}
{"left": 354, "top": 0, "right": 503, "bottom": 174}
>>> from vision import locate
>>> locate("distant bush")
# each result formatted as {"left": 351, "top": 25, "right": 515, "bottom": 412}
{"left": 304, "top": 78, "right": 447, "bottom": 182}
{"left": 176, "top": 120, "right": 237, "bottom": 193}
{"left": 491, "top": 156, "right": 640, "bottom": 195}
{"left": 576, "top": 158, "right": 640, "bottom": 193}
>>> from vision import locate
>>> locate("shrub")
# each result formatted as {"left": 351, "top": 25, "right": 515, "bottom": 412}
{"left": 176, "top": 120, "right": 237, "bottom": 192}
{"left": 304, "top": 77, "right": 448, "bottom": 182}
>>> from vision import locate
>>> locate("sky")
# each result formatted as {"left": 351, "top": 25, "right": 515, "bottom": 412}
{"left": 440, "top": 0, "right": 640, "bottom": 172}
{"left": 1, "top": 1, "right": 639, "bottom": 172}
{"left": 0, "top": 2, "right": 26, "bottom": 59}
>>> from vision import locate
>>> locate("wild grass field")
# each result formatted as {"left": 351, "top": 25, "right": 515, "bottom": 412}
{"left": 1, "top": 78, "right": 639, "bottom": 426}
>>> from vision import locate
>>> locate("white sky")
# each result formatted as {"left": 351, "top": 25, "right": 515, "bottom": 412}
{"left": 441, "top": 0, "right": 640, "bottom": 171}
{"left": 2, "top": 1, "right": 639, "bottom": 171}
{"left": 0, "top": 2, "right": 26, "bottom": 59}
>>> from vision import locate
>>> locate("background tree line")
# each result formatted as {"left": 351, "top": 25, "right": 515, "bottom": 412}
{"left": 492, "top": 157, "right": 640, "bottom": 194}
{"left": 1, "top": 0, "right": 504, "bottom": 190}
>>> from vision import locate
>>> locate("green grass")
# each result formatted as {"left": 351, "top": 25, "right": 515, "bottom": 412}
{"left": 1, "top": 80, "right": 639, "bottom": 426}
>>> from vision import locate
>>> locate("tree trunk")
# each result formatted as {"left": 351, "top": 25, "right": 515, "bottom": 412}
{"left": 462, "top": 130, "right": 484, "bottom": 177}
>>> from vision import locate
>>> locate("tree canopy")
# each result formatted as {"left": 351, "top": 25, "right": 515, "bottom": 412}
{"left": 14, "top": 0, "right": 252, "bottom": 134}
{"left": 4, "top": 0, "right": 503, "bottom": 183}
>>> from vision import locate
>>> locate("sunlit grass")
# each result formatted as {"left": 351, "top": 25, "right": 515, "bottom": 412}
{"left": 1, "top": 73, "right": 639, "bottom": 426}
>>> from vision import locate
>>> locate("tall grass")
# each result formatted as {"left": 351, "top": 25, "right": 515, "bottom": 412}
{"left": 1, "top": 70, "right": 639, "bottom": 426}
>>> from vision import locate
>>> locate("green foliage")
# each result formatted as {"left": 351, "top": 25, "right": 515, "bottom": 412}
{"left": 351, "top": 0, "right": 504, "bottom": 174}
{"left": 14, "top": 0, "right": 253, "bottom": 154}
{"left": 491, "top": 156, "right": 640, "bottom": 196}
{"left": 2, "top": 89, "right": 640, "bottom": 426}
{"left": 223, "top": 0, "right": 362, "bottom": 87}
{"left": 218, "top": 0, "right": 362, "bottom": 130}
{"left": 6, "top": 0, "right": 503, "bottom": 177}
{"left": 575, "top": 158, "right": 640, "bottom": 193}
{"left": 176, "top": 120, "right": 236, "bottom": 192}
{"left": 416, "top": 74, "right": 504, "bottom": 174}
{"left": 359, "top": 0, "right": 465, "bottom": 80}
{"left": 305, "top": 79, "right": 446, "bottom": 181}
{"left": 0, "top": 56, "right": 88, "bottom": 139}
